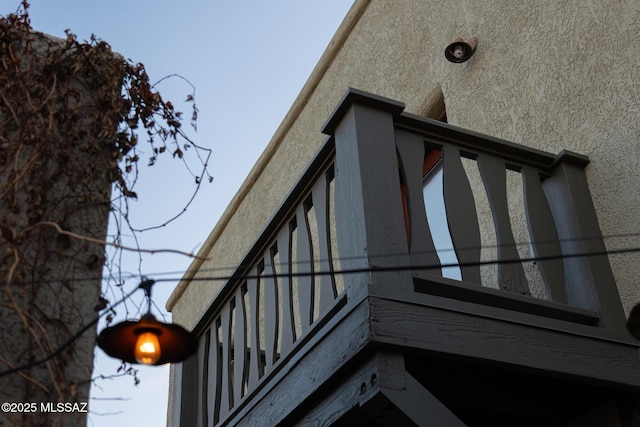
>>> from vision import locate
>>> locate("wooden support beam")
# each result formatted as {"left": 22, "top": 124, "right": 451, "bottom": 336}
{"left": 369, "top": 296, "right": 640, "bottom": 390}
{"left": 373, "top": 351, "right": 466, "bottom": 427}
{"left": 294, "top": 349, "right": 466, "bottom": 426}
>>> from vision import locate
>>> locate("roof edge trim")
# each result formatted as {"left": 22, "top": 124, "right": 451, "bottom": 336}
{"left": 167, "top": 0, "right": 372, "bottom": 312}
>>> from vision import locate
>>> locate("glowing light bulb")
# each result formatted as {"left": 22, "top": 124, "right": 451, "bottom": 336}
{"left": 134, "top": 331, "right": 161, "bottom": 365}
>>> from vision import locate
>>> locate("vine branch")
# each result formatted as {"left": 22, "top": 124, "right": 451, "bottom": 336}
{"left": 24, "top": 221, "right": 209, "bottom": 261}
{"left": 0, "top": 2, "right": 213, "bottom": 422}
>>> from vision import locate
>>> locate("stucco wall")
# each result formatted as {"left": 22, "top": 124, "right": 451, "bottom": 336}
{"left": 168, "top": 0, "right": 640, "bottom": 327}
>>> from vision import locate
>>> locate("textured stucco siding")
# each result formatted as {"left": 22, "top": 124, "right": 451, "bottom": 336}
{"left": 168, "top": 0, "right": 640, "bottom": 329}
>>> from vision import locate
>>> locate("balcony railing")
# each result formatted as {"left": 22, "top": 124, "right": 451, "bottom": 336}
{"left": 176, "top": 89, "right": 634, "bottom": 427}
{"left": 178, "top": 138, "right": 346, "bottom": 427}
{"left": 322, "top": 89, "right": 627, "bottom": 331}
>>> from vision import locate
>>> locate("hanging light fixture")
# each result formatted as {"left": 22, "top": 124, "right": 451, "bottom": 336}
{"left": 97, "top": 279, "right": 198, "bottom": 365}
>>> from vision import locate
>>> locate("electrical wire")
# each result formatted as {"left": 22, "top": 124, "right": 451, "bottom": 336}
{"left": 2, "top": 232, "right": 640, "bottom": 287}
{"left": 0, "top": 285, "right": 141, "bottom": 379}
{"left": 1, "top": 242, "right": 640, "bottom": 379}
{"left": 117, "top": 230, "right": 640, "bottom": 281}
{"left": 152, "top": 244, "right": 640, "bottom": 283}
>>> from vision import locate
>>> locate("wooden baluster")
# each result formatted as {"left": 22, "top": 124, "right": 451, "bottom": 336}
{"left": 296, "top": 202, "right": 314, "bottom": 332}
{"left": 219, "top": 303, "right": 232, "bottom": 417}
{"left": 312, "top": 169, "right": 337, "bottom": 316}
{"left": 522, "top": 166, "right": 567, "bottom": 303}
{"left": 442, "top": 145, "right": 482, "bottom": 284}
{"left": 263, "top": 248, "right": 279, "bottom": 368}
{"left": 233, "top": 285, "right": 247, "bottom": 404}
{"left": 209, "top": 324, "right": 221, "bottom": 426}
{"left": 196, "top": 331, "right": 208, "bottom": 427}
{"left": 247, "top": 265, "right": 263, "bottom": 388}
{"left": 395, "top": 129, "right": 442, "bottom": 274}
{"left": 276, "top": 225, "right": 296, "bottom": 354}
{"left": 202, "top": 331, "right": 212, "bottom": 427}
{"left": 476, "top": 154, "right": 529, "bottom": 295}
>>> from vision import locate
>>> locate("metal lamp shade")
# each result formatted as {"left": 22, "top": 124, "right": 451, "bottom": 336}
{"left": 97, "top": 314, "right": 198, "bottom": 365}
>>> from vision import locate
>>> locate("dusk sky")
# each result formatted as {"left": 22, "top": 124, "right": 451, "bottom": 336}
{"left": 0, "top": 1, "right": 353, "bottom": 425}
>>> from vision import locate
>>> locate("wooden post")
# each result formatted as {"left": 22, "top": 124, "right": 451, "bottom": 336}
{"left": 322, "top": 89, "right": 412, "bottom": 297}
{"left": 543, "top": 151, "right": 628, "bottom": 332}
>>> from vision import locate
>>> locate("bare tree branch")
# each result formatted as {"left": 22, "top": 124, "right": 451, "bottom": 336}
{"left": 23, "top": 221, "right": 209, "bottom": 260}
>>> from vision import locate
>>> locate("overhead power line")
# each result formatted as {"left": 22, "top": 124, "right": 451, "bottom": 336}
{"left": 2, "top": 232, "right": 640, "bottom": 287}
{"left": 152, "top": 245, "right": 640, "bottom": 284}
{"left": 1, "top": 244, "right": 640, "bottom": 379}
{"left": 0, "top": 286, "right": 140, "bottom": 379}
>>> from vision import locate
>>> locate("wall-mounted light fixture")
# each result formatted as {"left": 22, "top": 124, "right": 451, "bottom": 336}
{"left": 97, "top": 279, "right": 198, "bottom": 365}
{"left": 445, "top": 37, "right": 478, "bottom": 63}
